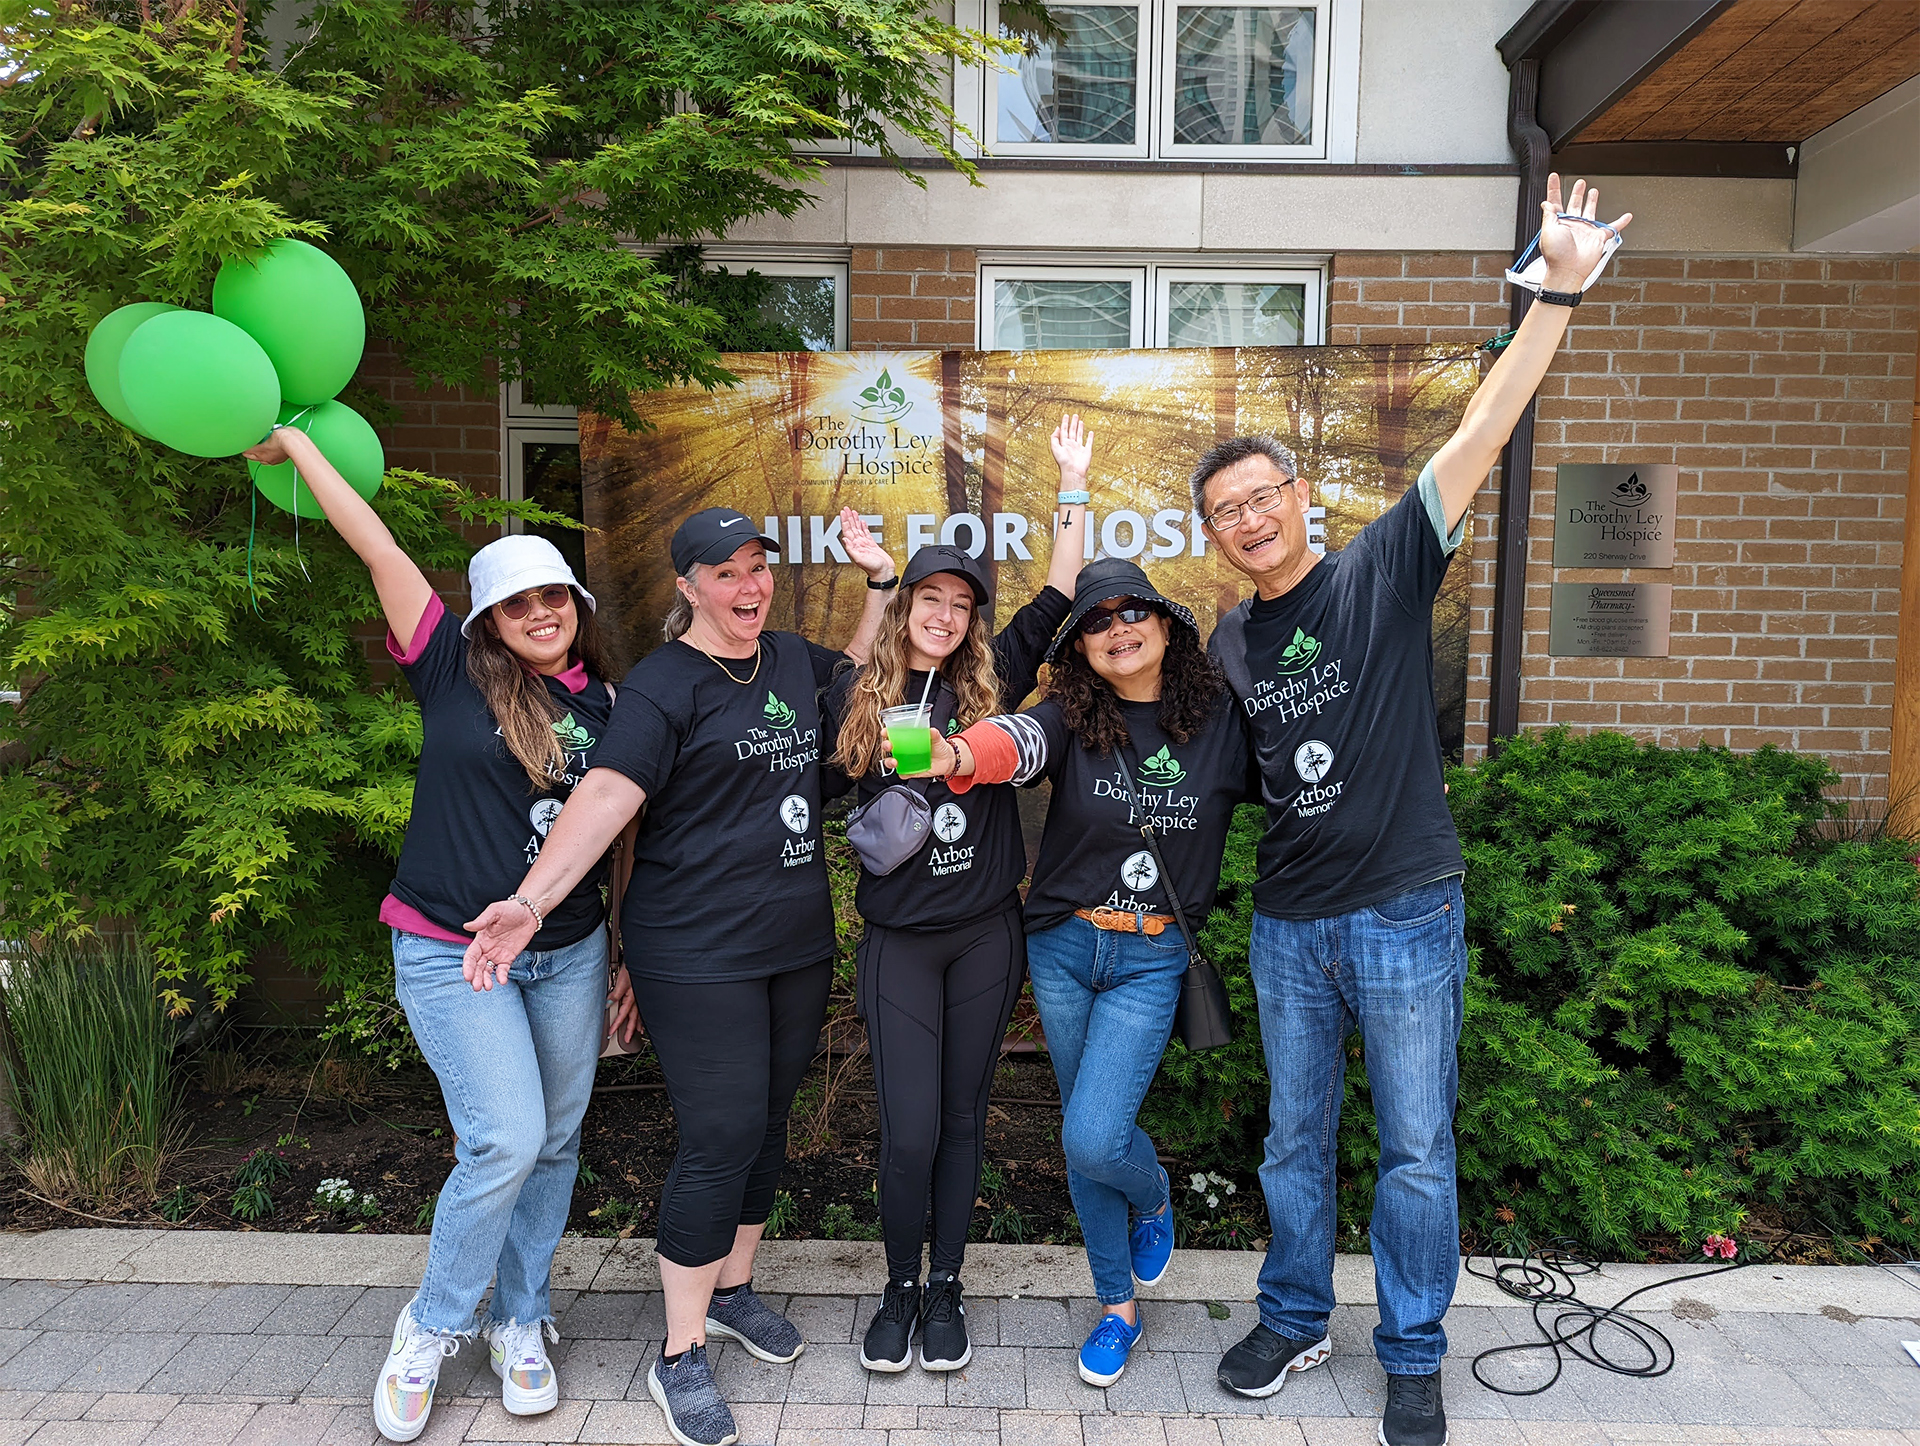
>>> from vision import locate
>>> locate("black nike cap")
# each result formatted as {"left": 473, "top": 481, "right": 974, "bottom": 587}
{"left": 670, "top": 507, "right": 780, "bottom": 574}
{"left": 900, "top": 544, "right": 991, "bottom": 605}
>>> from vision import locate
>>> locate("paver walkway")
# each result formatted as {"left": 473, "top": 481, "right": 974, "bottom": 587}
{"left": 0, "top": 1231, "right": 1911, "bottom": 1445}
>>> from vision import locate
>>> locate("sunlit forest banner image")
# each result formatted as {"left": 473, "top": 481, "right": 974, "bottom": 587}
{"left": 581, "top": 345, "right": 1480, "bottom": 757}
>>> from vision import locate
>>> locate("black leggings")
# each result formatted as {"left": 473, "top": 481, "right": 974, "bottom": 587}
{"left": 628, "top": 958, "right": 833, "bottom": 1268}
{"left": 858, "top": 903, "right": 1026, "bottom": 1283}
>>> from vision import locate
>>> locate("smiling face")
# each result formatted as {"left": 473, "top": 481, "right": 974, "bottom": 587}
{"left": 904, "top": 574, "right": 976, "bottom": 671}
{"left": 681, "top": 542, "right": 774, "bottom": 652}
{"left": 485, "top": 587, "right": 579, "bottom": 675}
{"left": 1073, "top": 596, "right": 1169, "bottom": 695}
{"left": 1200, "top": 453, "right": 1315, "bottom": 595}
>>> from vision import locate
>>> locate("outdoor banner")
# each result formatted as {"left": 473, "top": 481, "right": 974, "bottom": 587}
{"left": 582, "top": 345, "right": 1480, "bottom": 758}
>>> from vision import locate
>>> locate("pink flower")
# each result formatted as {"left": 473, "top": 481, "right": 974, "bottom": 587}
{"left": 1702, "top": 1234, "right": 1737, "bottom": 1260}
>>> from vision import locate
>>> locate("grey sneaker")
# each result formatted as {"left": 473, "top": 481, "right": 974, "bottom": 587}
{"left": 646, "top": 1345, "right": 737, "bottom": 1446}
{"left": 704, "top": 1282, "right": 804, "bottom": 1364}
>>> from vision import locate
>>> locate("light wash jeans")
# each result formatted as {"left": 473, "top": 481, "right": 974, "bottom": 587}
{"left": 393, "top": 925, "right": 606, "bottom": 1335}
{"left": 1248, "top": 875, "right": 1466, "bottom": 1375}
{"left": 1026, "top": 914, "right": 1185, "bottom": 1306}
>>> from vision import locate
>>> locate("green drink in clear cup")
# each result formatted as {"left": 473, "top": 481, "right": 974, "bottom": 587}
{"left": 880, "top": 703, "right": 935, "bottom": 776}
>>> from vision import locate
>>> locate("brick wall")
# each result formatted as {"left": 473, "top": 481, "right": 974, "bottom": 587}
{"left": 351, "top": 339, "right": 506, "bottom": 673}
{"left": 849, "top": 247, "right": 977, "bottom": 349}
{"left": 1329, "top": 251, "right": 1917, "bottom": 802}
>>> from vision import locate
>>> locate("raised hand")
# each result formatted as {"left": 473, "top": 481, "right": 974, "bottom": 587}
{"left": 1051, "top": 413, "right": 1093, "bottom": 491}
{"left": 839, "top": 505, "right": 896, "bottom": 582}
{"left": 1537, "top": 174, "right": 1632, "bottom": 291}
{"left": 461, "top": 900, "right": 537, "bottom": 990}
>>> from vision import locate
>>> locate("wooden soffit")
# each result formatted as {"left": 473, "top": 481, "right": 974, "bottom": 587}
{"left": 1577, "top": 0, "right": 1920, "bottom": 144}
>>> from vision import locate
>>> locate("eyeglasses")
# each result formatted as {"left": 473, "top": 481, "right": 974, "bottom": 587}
{"left": 1080, "top": 602, "right": 1157, "bottom": 636}
{"left": 1202, "top": 479, "right": 1296, "bottom": 532}
{"left": 497, "top": 584, "right": 573, "bottom": 621}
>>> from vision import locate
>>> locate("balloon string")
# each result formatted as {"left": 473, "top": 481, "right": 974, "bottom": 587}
{"left": 246, "top": 483, "right": 262, "bottom": 617}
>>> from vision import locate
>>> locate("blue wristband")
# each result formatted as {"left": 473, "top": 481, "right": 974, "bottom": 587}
{"left": 1057, "top": 490, "right": 1090, "bottom": 505}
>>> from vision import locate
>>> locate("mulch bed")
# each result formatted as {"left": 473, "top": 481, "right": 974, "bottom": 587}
{"left": 0, "top": 1038, "right": 1875, "bottom": 1269}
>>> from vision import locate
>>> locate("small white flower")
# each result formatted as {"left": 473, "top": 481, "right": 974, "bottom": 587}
{"left": 1224, "top": 1183, "right": 1237, "bottom": 1196}
{"left": 1190, "top": 1173, "right": 1208, "bottom": 1191}
{"left": 1207, "top": 1193, "right": 1220, "bottom": 1208}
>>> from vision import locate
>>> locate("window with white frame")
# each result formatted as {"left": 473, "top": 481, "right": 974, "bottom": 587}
{"left": 501, "top": 255, "right": 850, "bottom": 559}
{"left": 984, "top": 0, "right": 1332, "bottom": 160}
{"left": 980, "top": 261, "right": 1323, "bottom": 350}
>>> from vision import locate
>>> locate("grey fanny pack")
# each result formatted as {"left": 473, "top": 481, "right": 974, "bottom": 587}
{"left": 844, "top": 783, "right": 933, "bottom": 875}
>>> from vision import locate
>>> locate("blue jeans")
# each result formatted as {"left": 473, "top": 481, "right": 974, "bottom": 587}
{"left": 1027, "top": 914, "right": 1185, "bottom": 1306}
{"left": 393, "top": 926, "right": 606, "bottom": 1335}
{"left": 1249, "top": 876, "right": 1466, "bottom": 1375}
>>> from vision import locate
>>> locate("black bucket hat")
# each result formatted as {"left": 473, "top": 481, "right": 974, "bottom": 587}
{"left": 1046, "top": 558, "right": 1199, "bottom": 663}
{"left": 671, "top": 507, "right": 780, "bottom": 574}
{"left": 900, "top": 544, "right": 992, "bottom": 606}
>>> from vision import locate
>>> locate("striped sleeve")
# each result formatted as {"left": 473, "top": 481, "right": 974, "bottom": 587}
{"left": 944, "top": 711, "right": 1052, "bottom": 792}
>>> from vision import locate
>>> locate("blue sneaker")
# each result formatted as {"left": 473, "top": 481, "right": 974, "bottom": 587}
{"left": 1129, "top": 1167, "right": 1174, "bottom": 1286}
{"left": 1078, "top": 1310, "right": 1143, "bottom": 1386}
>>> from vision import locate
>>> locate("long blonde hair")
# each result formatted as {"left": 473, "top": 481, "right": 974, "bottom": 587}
{"left": 833, "top": 587, "right": 1001, "bottom": 779}
{"left": 466, "top": 588, "right": 612, "bottom": 790}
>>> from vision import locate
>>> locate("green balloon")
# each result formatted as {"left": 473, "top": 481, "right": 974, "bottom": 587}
{"left": 248, "top": 401, "right": 385, "bottom": 519}
{"left": 212, "top": 238, "right": 367, "bottom": 405}
{"left": 84, "top": 302, "right": 181, "bottom": 433}
{"left": 118, "top": 311, "right": 281, "bottom": 458}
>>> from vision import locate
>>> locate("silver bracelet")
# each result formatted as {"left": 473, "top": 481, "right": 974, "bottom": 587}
{"left": 508, "top": 893, "right": 544, "bottom": 930}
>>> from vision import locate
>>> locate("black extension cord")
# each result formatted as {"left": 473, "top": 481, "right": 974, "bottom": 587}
{"left": 1465, "top": 1238, "right": 1756, "bottom": 1397}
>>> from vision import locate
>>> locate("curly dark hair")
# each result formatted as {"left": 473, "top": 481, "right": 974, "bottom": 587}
{"left": 1046, "top": 609, "right": 1227, "bottom": 757}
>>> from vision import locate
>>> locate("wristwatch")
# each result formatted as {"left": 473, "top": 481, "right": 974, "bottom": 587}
{"left": 867, "top": 575, "right": 899, "bottom": 591}
{"left": 1535, "top": 287, "right": 1582, "bottom": 307}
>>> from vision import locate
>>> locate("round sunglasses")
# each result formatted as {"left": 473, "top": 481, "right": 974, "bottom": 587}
{"left": 1079, "top": 601, "right": 1157, "bottom": 636}
{"left": 496, "top": 584, "right": 573, "bottom": 621}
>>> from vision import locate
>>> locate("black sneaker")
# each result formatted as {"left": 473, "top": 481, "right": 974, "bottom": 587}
{"left": 704, "top": 1282, "right": 804, "bottom": 1364}
{"left": 917, "top": 1272, "right": 971, "bottom": 1371}
{"left": 1216, "top": 1321, "right": 1332, "bottom": 1398}
{"left": 859, "top": 1279, "right": 919, "bottom": 1372}
{"left": 645, "top": 1344, "right": 736, "bottom": 1446}
{"left": 1380, "top": 1370, "right": 1447, "bottom": 1446}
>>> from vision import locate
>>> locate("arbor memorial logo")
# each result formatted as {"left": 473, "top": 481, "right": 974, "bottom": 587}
{"left": 1294, "top": 740, "right": 1333, "bottom": 784}
{"left": 780, "top": 795, "right": 810, "bottom": 834}
{"left": 851, "top": 367, "right": 912, "bottom": 425}
{"left": 1137, "top": 745, "right": 1186, "bottom": 787}
{"left": 1275, "top": 627, "right": 1322, "bottom": 676}
{"left": 1121, "top": 850, "right": 1159, "bottom": 891}
{"left": 763, "top": 691, "right": 797, "bottom": 729}
{"left": 529, "top": 798, "right": 563, "bottom": 837}
{"left": 932, "top": 802, "right": 967, "bottom": 843}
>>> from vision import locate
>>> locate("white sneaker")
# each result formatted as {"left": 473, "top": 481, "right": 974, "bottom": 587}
{"left": 484, "top": 1316, "right": 561, "bottom": 1415}
{"left": 372, "top": 1302, "right": 458, "bottom": 1443}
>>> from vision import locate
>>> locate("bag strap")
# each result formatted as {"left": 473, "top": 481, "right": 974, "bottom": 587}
{"left": 1111, "top": 742, "right": 1203, "bottom": 960}
{"left": 602, "top": 682, "right": 643, "bottom": 969}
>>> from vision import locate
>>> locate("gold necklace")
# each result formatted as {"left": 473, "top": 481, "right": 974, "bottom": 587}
{"left": 688, "top": 636, "right": 762, "bottom": 687}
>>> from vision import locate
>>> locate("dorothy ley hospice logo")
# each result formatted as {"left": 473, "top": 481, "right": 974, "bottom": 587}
{"left": 851, "top": 367, "right": 912, "bottom": 425}
{"left": 1611, "top": 471, "right": 1649, "bottom": 505}
{"left": 1137, "top": 745, "right": 1185, "bottom": 787}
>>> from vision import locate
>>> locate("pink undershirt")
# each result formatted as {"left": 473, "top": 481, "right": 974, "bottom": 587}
{"left": 377, "top": 594, "right": 591, "bottom": 944}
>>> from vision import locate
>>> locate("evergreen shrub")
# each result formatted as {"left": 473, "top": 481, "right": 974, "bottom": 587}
{"left": 1140, "top": 729, "right": 1920, "bottom": 1253}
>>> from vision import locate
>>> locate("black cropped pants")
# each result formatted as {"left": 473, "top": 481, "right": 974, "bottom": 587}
{"left": 857, "top": 903, "right": 1025, "bottom": 1284}
{"left": 628, "top": 958, "right": 833, "bottom": 1268}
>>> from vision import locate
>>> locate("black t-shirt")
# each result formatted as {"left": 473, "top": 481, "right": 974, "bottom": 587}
{"left": 1209, "top": 468, "right": 1466, "bottom": 920}
{"left": 389, "top": 603, "right": 613, "bottom": 950}
{"left": 822, "top": 588, "right": 1070, "bottom": 931}
{"left": 1019, "top": 693, "right": 1252, "bottom": 935}
{"left": 592, "top": 631, "right": 843, "bottom": 980}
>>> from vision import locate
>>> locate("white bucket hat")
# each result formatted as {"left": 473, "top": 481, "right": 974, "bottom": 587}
{"left": 463, "top": 534, "right": 597, "bottom": 637}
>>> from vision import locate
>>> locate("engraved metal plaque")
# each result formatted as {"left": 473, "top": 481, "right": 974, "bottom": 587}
{"left": 1552, "top": 463, "right": 1678, "bottom": 568}
{"left": 1549, "top": 582, "right": 1673, "bottom": 657}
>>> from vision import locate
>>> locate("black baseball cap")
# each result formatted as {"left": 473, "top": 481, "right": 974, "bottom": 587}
{"left": 900, "top": 544, "right": 992, "bottom": 606}
{"left": 670, "top": 507, "right": 780, "bottom": 574}
{"left": 1047, "top": 558, "right": 1199, "bottom": 662}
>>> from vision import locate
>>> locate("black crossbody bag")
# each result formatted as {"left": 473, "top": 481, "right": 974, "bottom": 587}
{"left": 1114, "top": 746, "right": 1234, "bottom": 1052}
